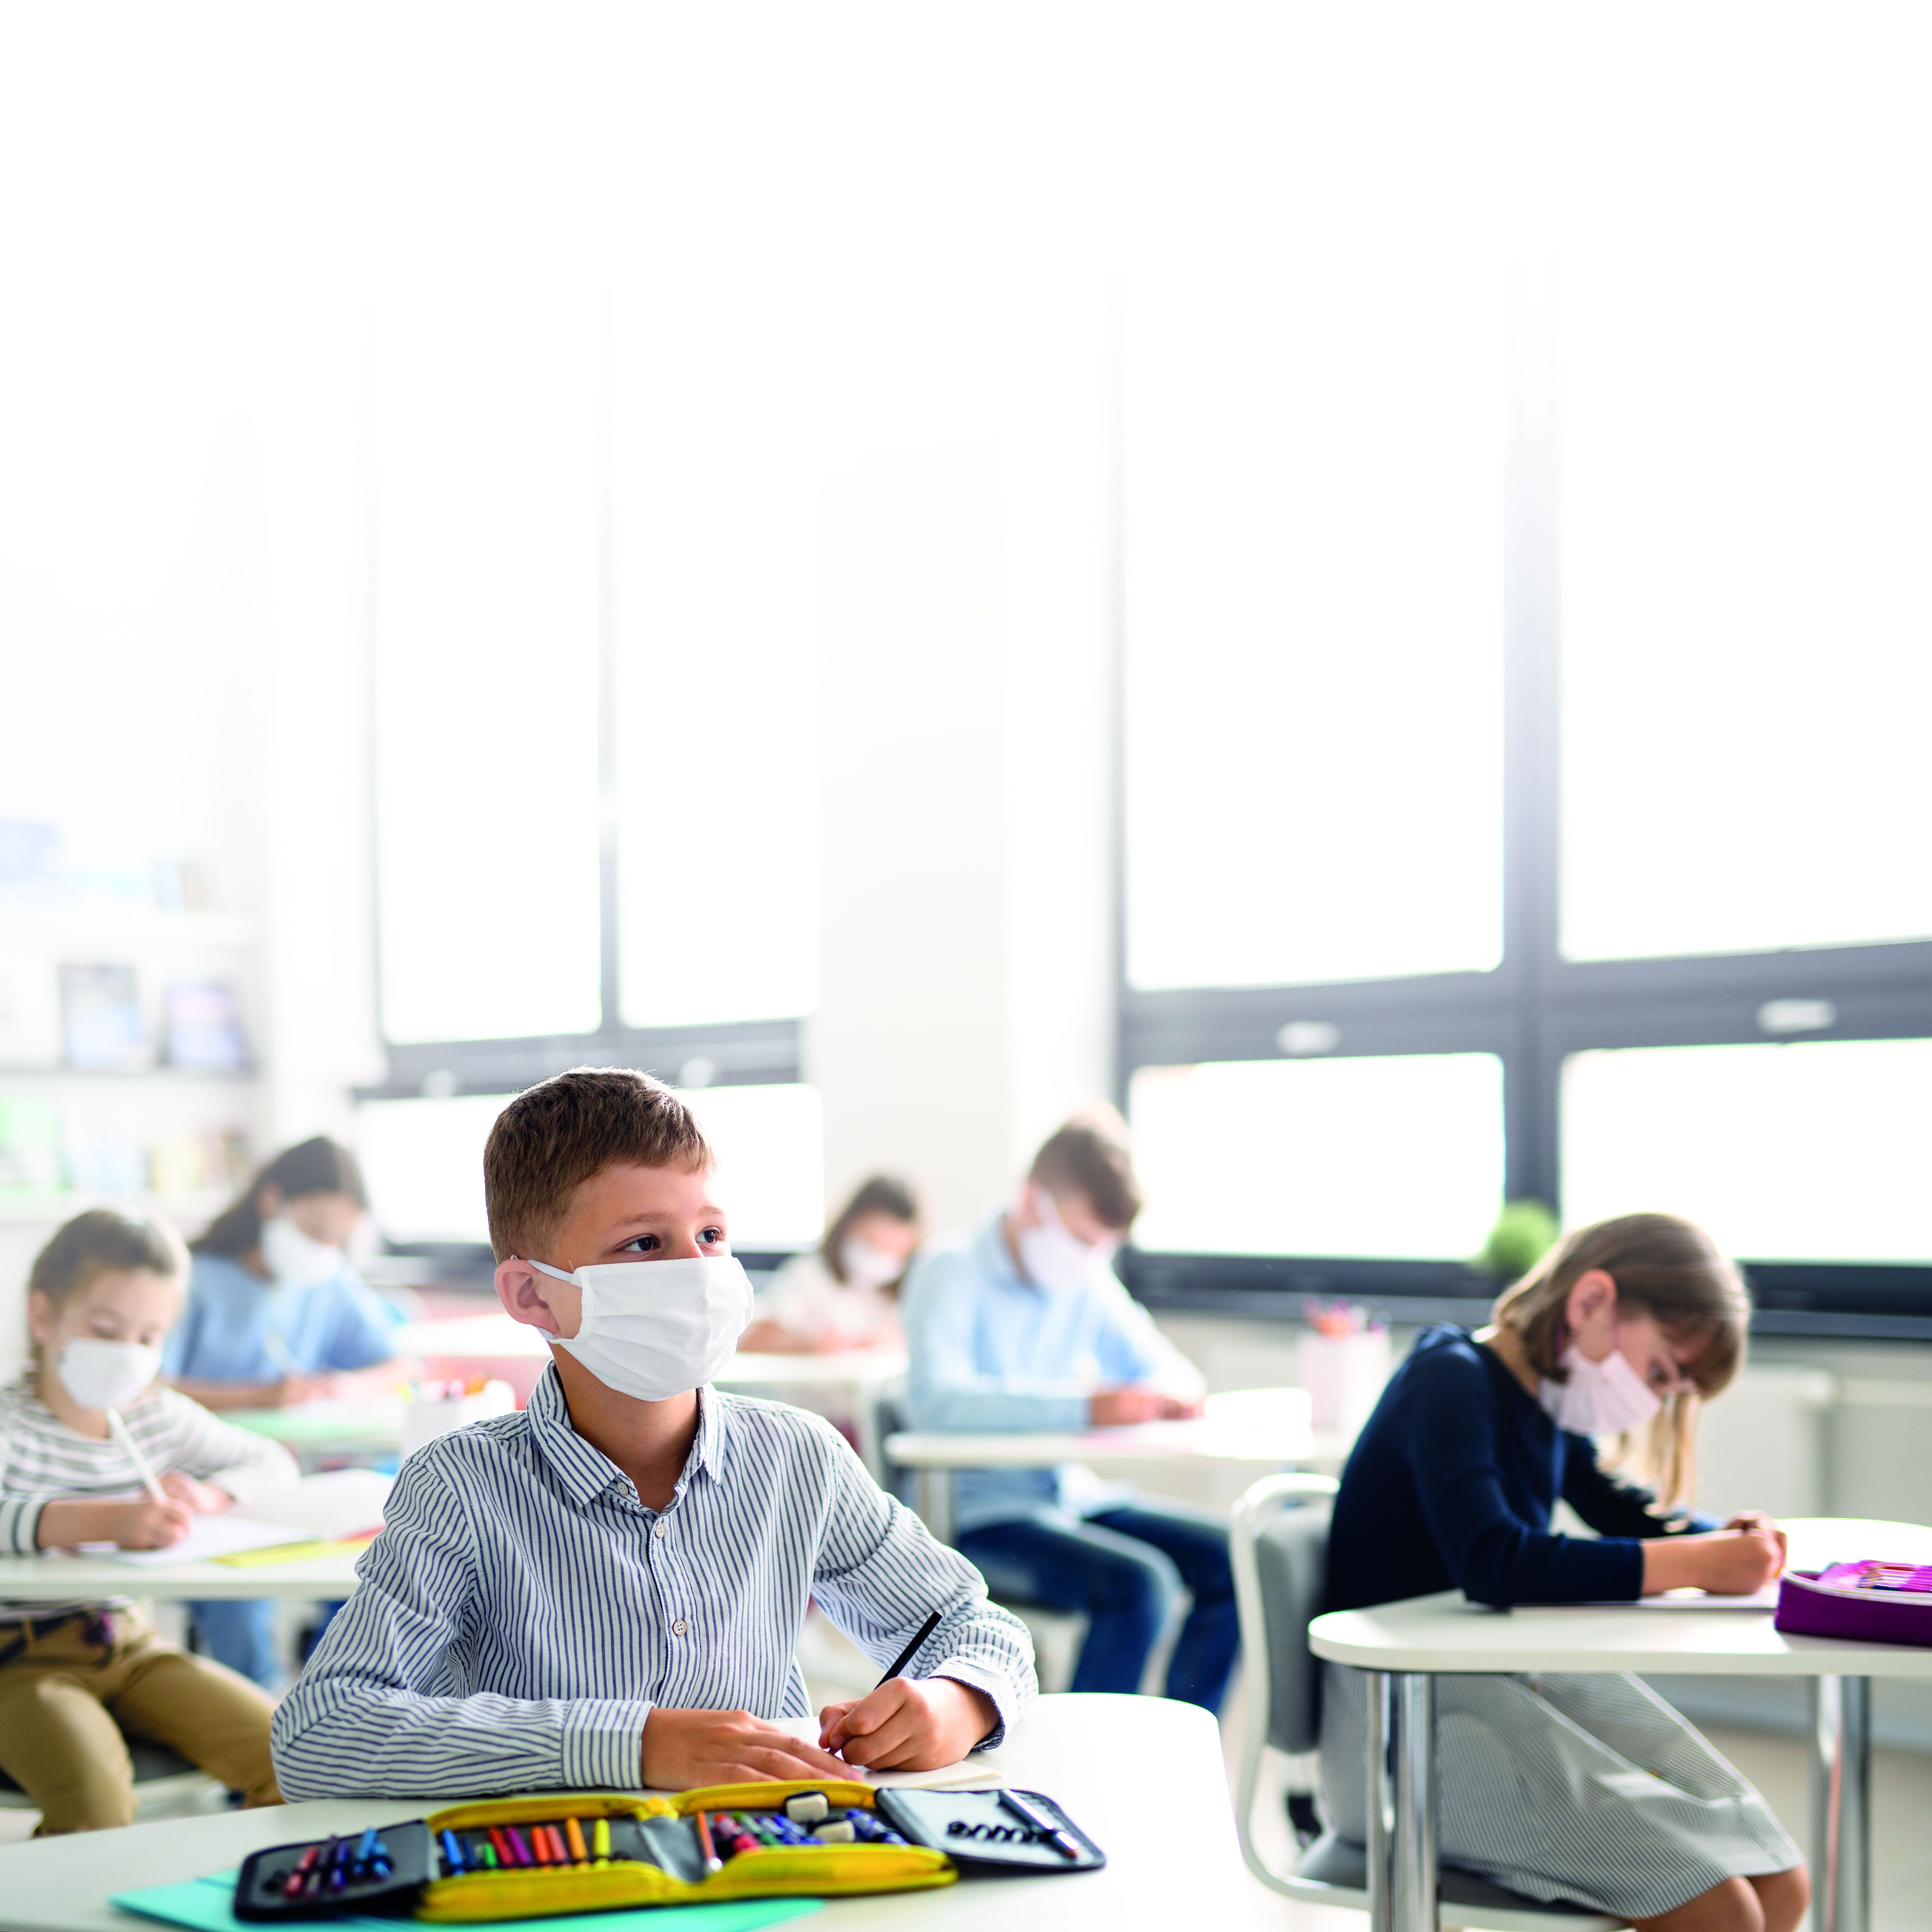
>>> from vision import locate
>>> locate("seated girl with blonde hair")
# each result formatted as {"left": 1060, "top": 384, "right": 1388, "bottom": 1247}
{"left": 1318, "top": 1212, "right": 1807, "bottom": 1932}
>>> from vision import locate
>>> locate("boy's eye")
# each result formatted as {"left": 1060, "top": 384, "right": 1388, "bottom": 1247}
{"left": 700, "top": 1226, "right": 725, "bottom": 1247}
{"left": 619, "top": 1234, "right": 661, "bottom": 1254}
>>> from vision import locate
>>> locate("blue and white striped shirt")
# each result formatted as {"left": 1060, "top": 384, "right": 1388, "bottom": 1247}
{"left": 272, "top": 1365, "right": 1036, "bottom": 1800}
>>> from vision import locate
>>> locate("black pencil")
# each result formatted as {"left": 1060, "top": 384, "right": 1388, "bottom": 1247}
{"left": 875, "top": 1610, "right": 943, "bottom": 1687}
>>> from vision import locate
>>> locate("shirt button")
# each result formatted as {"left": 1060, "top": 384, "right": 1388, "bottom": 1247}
{"left": 653, "top": 1521, "right": 667, "bottom": 1539}
{"left": 672, "top": 1619, "right": 688, "bottom": 1637}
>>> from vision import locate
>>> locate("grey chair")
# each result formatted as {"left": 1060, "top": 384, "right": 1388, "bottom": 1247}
{"left": 1230, "top": 1473, "right": 1625, "bottom": 1931}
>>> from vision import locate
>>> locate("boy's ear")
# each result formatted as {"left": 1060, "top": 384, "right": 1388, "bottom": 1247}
{"left": 496, "top": 1257, "right": 573, "bottom": 1337}
{"left": 25, "top": 1289, "right": 55, "bottom": 1348}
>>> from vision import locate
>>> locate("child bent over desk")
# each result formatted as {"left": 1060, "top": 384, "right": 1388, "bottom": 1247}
{"left": 0, "top": 1209, "right": 293, "bottom": 1832}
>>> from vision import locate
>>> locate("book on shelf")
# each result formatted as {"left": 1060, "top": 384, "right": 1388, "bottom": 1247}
{"left": 59, "top": 962, "right": 150, "bottom": 1071}
{"left": 164, "top": 980, "right": 248, "bottom": 1073}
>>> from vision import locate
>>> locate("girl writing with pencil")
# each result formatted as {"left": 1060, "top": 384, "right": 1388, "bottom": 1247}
{"left": 1319, "top": 1212, "right": 1808, "bottom": 1932}
{"left": 0, "top": 1209, "right": 293, "bottom": 1833}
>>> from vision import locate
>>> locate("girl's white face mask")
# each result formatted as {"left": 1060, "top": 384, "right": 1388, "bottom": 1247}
{"left": 839, "top": 1238, "right": 906, "bottom": 1291}
{"left": 57, "top": 1336, "right": 163, "bottom": 1413}
{"left": 525, "top": 1254, "right": 752, "bottom": 1402}
{"left": 1538, "top": 1342, "right": 1662, "bottom": 1437}
{"left": 261, "top": 1215, "right": 344, "bottom": 1288}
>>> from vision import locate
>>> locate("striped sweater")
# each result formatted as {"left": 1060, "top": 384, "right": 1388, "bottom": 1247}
{"left": 272, "top": 1366, "right": 1037, "bottom": 1799}
{"left": 0, "top": 1375, "right": 298, "bottom": 1619}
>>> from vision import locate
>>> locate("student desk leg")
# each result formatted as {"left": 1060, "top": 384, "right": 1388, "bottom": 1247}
{"left": 1810, "top": 1674, "right": 1871, "bottom": 1932}
{"left": 1366, "top": 1669, "right": 1439, "bottom": 1932}
{"left": 913, "top": 1467, "right": 956, "bottom": 1544}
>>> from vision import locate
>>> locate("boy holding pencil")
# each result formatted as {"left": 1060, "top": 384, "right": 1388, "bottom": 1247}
{"left": 273, "top": 1069, "right": 1034, "bottom": 1799}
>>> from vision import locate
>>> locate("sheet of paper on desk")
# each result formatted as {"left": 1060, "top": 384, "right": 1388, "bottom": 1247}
{"left": 1512, "top": 1584, "right": 1781, "bottom": 1612}
{"left": 769, "top": 1714, "right": 1004, "bottom": 1787}
{"left": 235, "top": 1467, "right": 392, "bottom": 1538}
{"left": 104, "top": 1516, "right": 317, "bottom": 1566}
{"left": 110, "top": 1869, "right": 823, "bottom": 1932}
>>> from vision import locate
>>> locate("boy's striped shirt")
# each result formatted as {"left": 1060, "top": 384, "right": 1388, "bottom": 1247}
{"left": 273, "top": 1366, "right": 1037, "bottom": 1799}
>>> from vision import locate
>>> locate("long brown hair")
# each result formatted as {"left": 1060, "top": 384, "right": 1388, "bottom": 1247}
{"left": 194, "top": 1136, "right": 368, "bottom": 1260}
{"left": 1490, "top": 1211, "right": 1750, "bottom": 1507}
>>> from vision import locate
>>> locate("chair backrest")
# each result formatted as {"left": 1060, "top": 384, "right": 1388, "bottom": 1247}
{"left": 1229, "top": 1472, "right": 1338, "bottom": 1755}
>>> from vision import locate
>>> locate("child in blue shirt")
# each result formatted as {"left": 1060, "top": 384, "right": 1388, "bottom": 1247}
{"left": 901, "top": 1109, "right": 1238, "bottom": 1712}
{"left": 1319, "top": 1213, "right": 1807, "bottom": 1932}
{"left": 166, "top": 1136, "right": 401, "bottom": 1685}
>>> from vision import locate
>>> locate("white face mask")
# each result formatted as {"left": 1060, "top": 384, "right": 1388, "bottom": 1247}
{"left": 840, "top": 1238, "right": 905, "bottom": 1290}
{"left": 1538, "top": 1343, "right": 1663, "bottom": 1437}
{"left": 528, "top": 1254, "right": 753, "bottom": 1402}
{"left": 57, "top": 1337, "right": 163, "bottom": 1413}
{"left": 261, "top": 1215, "right": 344, "bottom": 1288}
{"left": 1015, "top": 1189, "right": 1119, "bottom": 1295}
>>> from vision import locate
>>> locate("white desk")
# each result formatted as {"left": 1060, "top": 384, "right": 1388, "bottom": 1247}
{"left": 0, "top": 1692, "right": 1241, "bottom": 1932}
{"left": 715, "top": 1350, "right": 909, "bottom": 1478}
{"left": 886, "top": 1387, "right": 1333, "bottom": 1540}
{"left": 0, "top": 1473, "right": 389, "bottom": 1603}
{"left": 1309, "top": 1517, "right": 1932, "bottom": 1932}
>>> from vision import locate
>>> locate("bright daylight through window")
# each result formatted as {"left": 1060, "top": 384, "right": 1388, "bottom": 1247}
{"left": 1563, "top": 1039, "right": 1932, "bottom": 1265}
{"left": 1558, "top": 40, "right": 1932, "bottom": 964}
{"left": 1131, "top": 1054, "right": 1504, "bottom": 1261}
{"left": 1121, "top": 17, "right": 1505, "bottom": 994}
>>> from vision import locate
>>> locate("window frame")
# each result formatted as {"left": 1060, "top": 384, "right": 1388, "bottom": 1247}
{"left": 360, "top": 392, "right": 804, "bottom": 1113}
{"left": 1114, "top": 272, "right": 1932, "bottom": 1339}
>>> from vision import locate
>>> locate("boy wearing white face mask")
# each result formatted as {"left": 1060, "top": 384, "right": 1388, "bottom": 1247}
{"left": 272, "top": 1068, "right": 1034, "bottom": 1801}
{"left": 166, "top": 1137, "right": 403, "bottom": 1688}
{"left": 1318, "top": 1213, "right": 1807, "bottom": 1932}
{"left": 0, "top": 1209, "right": 295, "bottom": 1832}
{"left": 899, "top": 1110, "right": 1240, "bottom": 1714}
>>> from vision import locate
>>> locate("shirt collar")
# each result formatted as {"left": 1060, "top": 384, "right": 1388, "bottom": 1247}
{"left": 970, "top": 1207, "right": 1026, "bottom": 1288}
{"left": 524, "top": 1362, "right": 731, "bottom": 1508}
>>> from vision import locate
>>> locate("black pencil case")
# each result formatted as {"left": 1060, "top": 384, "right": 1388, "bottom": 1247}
{"left": 872, "top": 1787, "right": 1106, "bottom": 1873}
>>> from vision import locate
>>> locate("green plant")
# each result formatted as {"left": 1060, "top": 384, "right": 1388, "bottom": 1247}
{"left": 1475, "top": 1199, "right": 1561, "bottom": 1281}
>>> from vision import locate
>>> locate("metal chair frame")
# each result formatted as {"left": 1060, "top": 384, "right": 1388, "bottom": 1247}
{"left": 1230, "top": 1472, "right": 1625, "bottom": 1932}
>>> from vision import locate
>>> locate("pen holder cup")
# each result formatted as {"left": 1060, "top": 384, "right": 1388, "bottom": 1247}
{"left": 1297, "top": 1327, "right": 1391, "bottom": 1435}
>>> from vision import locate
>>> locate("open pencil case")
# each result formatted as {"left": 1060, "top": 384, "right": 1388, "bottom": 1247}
{"left": 234, "top": 1778, "right": 1103, "bottom": 1921}
{"left": 1775, "top": 1561, "right": 1932, "bottom": 1646}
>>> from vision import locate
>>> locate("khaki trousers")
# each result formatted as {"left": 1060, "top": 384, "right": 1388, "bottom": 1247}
{"left": 0, "top": 1606, "right": 281, "bottom": 1834}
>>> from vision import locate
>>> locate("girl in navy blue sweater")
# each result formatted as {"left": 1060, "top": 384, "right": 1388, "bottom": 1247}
{"left": 1320, "top": 1213, "right": 1806, "bottom": 1932}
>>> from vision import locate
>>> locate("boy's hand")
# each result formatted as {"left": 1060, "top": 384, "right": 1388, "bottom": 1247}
{"left": 641, "top": 1708, "right": 854, "bottom": 1789}
{"left": 160, "top": 1472, "right": 234, "bottom": 1515}
{"left": 115, "top": 1496, "right": 195, "bottom": 1549}
{"left": 1089, "top": 1386, "right": 1202, "bottom": 1426}
{"left": 818, "top": 1677, "right": 998, "bottom": 1771}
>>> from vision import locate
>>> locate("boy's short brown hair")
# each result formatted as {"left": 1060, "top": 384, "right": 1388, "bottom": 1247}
{"left": 1028, "top": 1106, "right": 1143, "bottom": 1232}
{"left": 483, "top": 1068, "right": 711, "bottom": 1262}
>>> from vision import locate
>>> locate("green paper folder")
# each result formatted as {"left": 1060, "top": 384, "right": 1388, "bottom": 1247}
{"left": 110, "top": 1870, "right": 824, "bottom": 1932}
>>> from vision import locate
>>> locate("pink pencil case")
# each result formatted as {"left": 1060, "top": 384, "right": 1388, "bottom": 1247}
{"left": 1774, "top": 1561, "right": 1932, "bottom": 1646}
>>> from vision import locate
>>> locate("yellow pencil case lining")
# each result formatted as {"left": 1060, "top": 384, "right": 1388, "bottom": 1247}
{"left": 413, "top": 1781, "right": 954, "bottom": 1921}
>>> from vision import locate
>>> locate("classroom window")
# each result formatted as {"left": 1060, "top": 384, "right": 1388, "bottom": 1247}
{"left": 355, "top": 1082, "right": 823, "bottom": 1253}
{"left": 1120, "top": 14, "right": 1505, "bottom": 995}
{"left": 371, "top": 281, "right": 603, "bottom": 1046}
{"left": 609, "top": 277, "right": 818, "bottom": 1031}
{"left": 1557, "top": 56, "right": 1932, "bottom": 965}
{"left": 1116, "top": 12, "right": 1932, "bottom": 1328}
{"left": 1562, "top": 1041, "right": 1932, "bottom": 1267}
{"left": 1129, "top": 1055, "right": 1505, "bottom": 1262}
